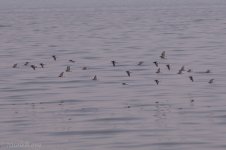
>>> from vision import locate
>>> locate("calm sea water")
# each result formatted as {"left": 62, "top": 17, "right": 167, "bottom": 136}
{"left": 1, "top": 0, "right": 226, "bottom": 149}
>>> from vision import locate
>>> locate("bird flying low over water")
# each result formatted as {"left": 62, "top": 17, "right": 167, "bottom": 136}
{"left": 111, "top": 61, "right": 116, "bottom": 67}
{"left": 82, "top": 67, "right": 87, "bottom": 70}
{"left": 69, "top": 60, "right": 75, "bottom": 63}
{"left": 155, "top": 80, "right": 159, "bottom": 85}
{"left": 12, "top": 64, "right": 17, "bottom": 68}
{"left": 208, "top": 79, "right": 214, "bottom": 84}
{"left": 166, "top": 64, "right": 170, "bottom": 71}
{"left": 156, "top": 68, "right": 160, "bottom": 74}
{"left": 58, "top": 72, "right": 64, "bottom": 77}
{"left": 205, "top": 69, "right": 211, "bottom": 73}
{"left": 93, "top": 75, "right": 97, "bottom": 80}
{"left": 52, "top": 55, "right": 56, "bottom": 61}
{"left": 126, "top": 71, "right": 131, "bottom": 77}
{"left": 189, "top": 76, "right": 194, "bottom": 82}
{"left": 30, "top": 65, "right": 37, "bottom": 70}
{"left": 24, "top": 62, "right": 29, "bottom": 66}
{"left": 137, "top": 61, "right": 144, "bottom": 66}
{"left": 187, "top": 69, "right": 192, "bottom": 72}
{"left": 40, "top": 63, "right": 44, "bottom": 68}
{"left": 160, "top": 51, "right": 166, "bottom": 59}
{"left": 66, "top": 66, "right": 71, "bottom": 72}
{"left": 122, "top": 83, "right": 128, "bottom": 85}
{"left": 153, "top": 61, "right": 158, "bottom": 67}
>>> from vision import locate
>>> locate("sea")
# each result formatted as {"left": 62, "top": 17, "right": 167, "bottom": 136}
{"left": 1, "top": 0, "right": 226, "bottom": 149}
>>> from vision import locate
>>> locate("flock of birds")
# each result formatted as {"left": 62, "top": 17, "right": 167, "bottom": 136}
{"left": 12, "top": 51, "right": 214, "bottom": 86}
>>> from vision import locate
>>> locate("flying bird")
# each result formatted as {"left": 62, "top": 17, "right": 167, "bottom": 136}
{"left": 24, "top": 62, "right": 29, "bottom": 66}
{"left": 69, "top": 60, "right": 75, "bottom": 63}
{"left": 52, "top": 55, "right": 56, "bottom": 61}
{"left": 82, "top": 67, "right": 87, "bottom": 70}
{"left": 40, "top": 63, "right": 44, "bottom": 68}
{"left": 111, "top": 61, "right": 116, "bottom": 67}
{"left": 208, "top": 79, "right": 214, "bottom": 84}
{"left": 126, "top": 71, "right": 131, "bottom": 77}
{"left": 66, "top": 66, "right": 71, "bottom": 72}
{"left": 153, "top": 61, "right": 158, "bottom": 67}
{"left": 92, "top": 75, "right": 97, "bottom": 80}
{"left": 155, "top": 80, "right": 159, "bottom": 85}
{"left": 156, "top": 68, "right": 160, "bottom": 74}
{"left": 166, "top": 64, "right": 170, "bottom": 71}
{"left": 12, "top": 64, "right": 18, "bottom": 68}
{"left": 58, "top": 72, "right": 64, "bottom": 77}
{"left": 205, "top": 69, "right": 211, "bottom": 73}
{"left": 160, "top": 51, "right": 166, "bottom": 59}
{"left": 30, "top": 65, "right": 37, "bottom": 70}
{"left": 137, "top": 61, "right": 144, "bottom": 66}
{"left": 189, "top": 76, "right": 194, "bottom": 82}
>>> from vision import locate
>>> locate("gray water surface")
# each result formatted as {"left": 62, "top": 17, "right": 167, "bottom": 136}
{"left": 1, "top": 0, "right": 226, "bottom": 149}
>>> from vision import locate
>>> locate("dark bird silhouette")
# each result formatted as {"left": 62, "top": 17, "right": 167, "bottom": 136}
{"left": 93, "top": 75, "right": 97, "bottom": 80}
{"left": 137, "top": 61, "right": 144, "bottom": 66}
{"left": 160, "top": 51, "right": 166, "bottom": 59}
{"left": 156, "top": 68, "right": 160, "bottom": 74}
{"left": 111, "top": 61, "right": 116, "bottom": 67}
{"left": 24, "top": 62, "right": 29, "bottom": 66}
{"left": 126, "top": 71, "right": 131, "bottom": 77}
{"left": 66, "top": 66, "right": 71, "bottom": 72}
{"left": 12, "top": 64, "right": 18, "bottom": 68}
{"left": 30, "top": 65, "right": 37, "bottom": 70}
{"left": 187, "top": 69, "right": 192, "bottom": 72}
{"left": 205, "top": 69, "right": 211, "bottom": 73}
{"left": 40, "top": 63, "right": 44, "bottom": 68}
{"left": 208, "top": 79, "right": 214, "bottom": 84}
{"left": 122, "top": 83, "right": 128, "bottom": 85}
{"left": 82, "top": 67, "right": 87, "bottom": 70}
{"left": 69, "top": 60, "right": 75, "bottom": 63}
{"left": 52, "top": 55, "right": 56, "bottom": 61}
{"left": 155, "top": 80, "right": 159, "bottom": 85}
{"left": 166, "top": 64, "right": 170, "bottom": 71}
{"left": 189, "top": 76, "right": 194, "bottom": 82}
{"left": 58, "top": 72, "right": 64, "bottom": 77}
{"left": 153, "top": 61, "right": 158, "bottom": 67}
{"left": 178, "top": 69, "right": 183, "bottom": 74}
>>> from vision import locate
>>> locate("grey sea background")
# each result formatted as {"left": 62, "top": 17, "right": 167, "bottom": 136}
{"left": 1, "top": 0, "right": 226, "bottom": 149}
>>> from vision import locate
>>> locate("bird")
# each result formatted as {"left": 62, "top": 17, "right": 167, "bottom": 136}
{"left": 189, "top": 76, "right": 194, "bottom": 82}
{"left": 166, "top": 64, "right": 170, "bottom": 71}
{"left": 156, "top": 68, "right": 160, "bottom": 73}
{"left": 187, "top": 69, "right": 192, "bottom": 72}
{"left": 160, "top": 51, "right": 166, "bottom": 59}
{"left": 155, "top": 80, "right": 159, "bottom": 85}
{"left": 58, "top": 72, "right": 64, "bottom": 77}
{"left": 205, "top": 69, "right": 211, "bottom": 73}
{"left": 24, "top": 62, "right": 29, "bottom": 66}
{"left": 126, "top": 71, "right": 131, "bottom": 77}
{"left": 52, "top": 55, "right": 56, "bottom": 61}
{"left": 40, "top": 63, "right": 44, "bottom": 68}
{"left": 12, "top": 64, "right": 18, "bottom": 68}
{"left": 180, "top": 66, "right": 185, "bottom": 71}
{"left": 30, "top": 65, "right": 37, "bottom": 70}
{"left": 69, "top": 60, "right": 75, "bottom": 63}
{"left": 122, "top": 83, "right": 128, "bottom": 85}
{"left": 208, "top": 79, "right": 214, "bottom": 84}
{"left": 111, "top": 61, "right": 116, "bottom": 67}
{"left": 177, "top": 69, "right": 183, "bottom": 74}
{"left": 92, "top": 75, "right": 97, "bottom": 80}
{"left": 82, "top": 67, "right": 87, "bottom": 70}
{"left": 153, "top": 61, "right": 158, "bottom": 67}
{"left": 137, "top": 61, "right": 144, "bottom": 66}
{"left": 66, "top": 66, "right": 71, "bottom": 72}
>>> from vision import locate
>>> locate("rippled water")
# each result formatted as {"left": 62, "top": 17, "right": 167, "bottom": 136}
{"left": 1, "top": 0, "right": 226, "bottom": 149}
